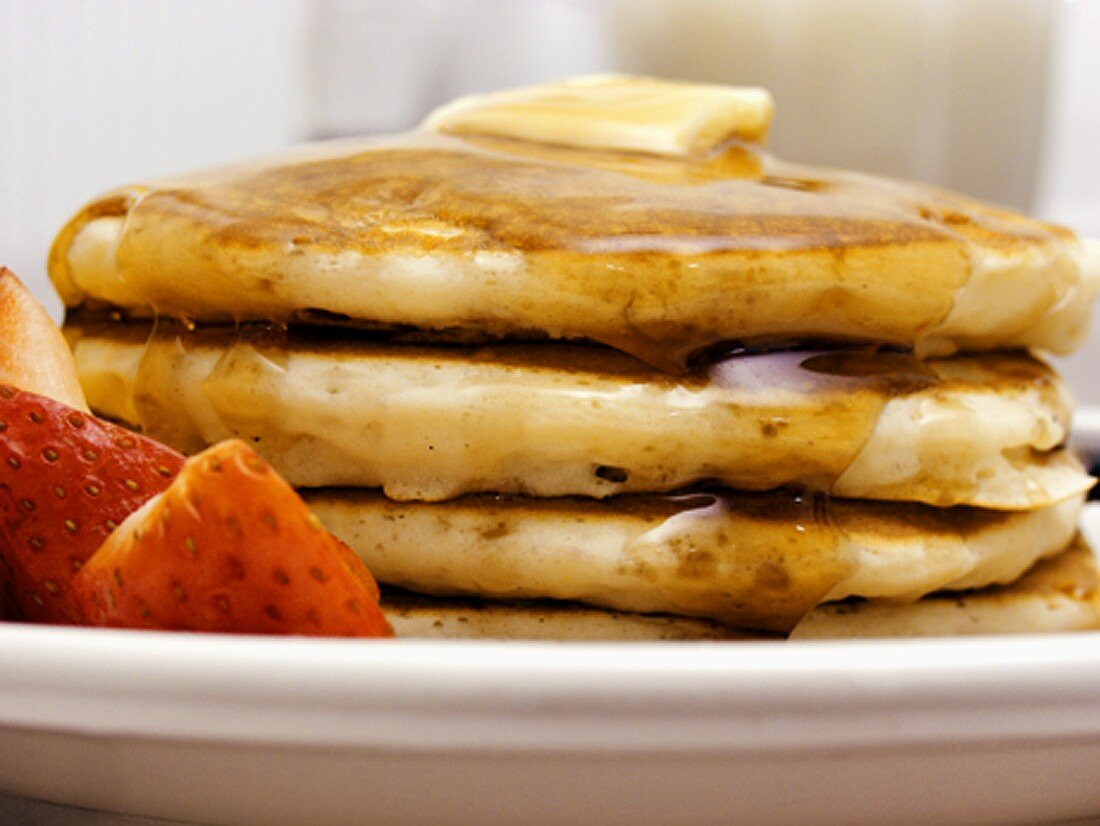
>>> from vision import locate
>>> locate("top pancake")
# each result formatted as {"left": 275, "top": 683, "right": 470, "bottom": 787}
{"left": 49, "top": 78, "right": 1099, "bottom": 370}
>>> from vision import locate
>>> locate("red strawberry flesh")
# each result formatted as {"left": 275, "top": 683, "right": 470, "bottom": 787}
{"left": 0, "top": 384, "right": 185, "bottom": 622}
{"left": 72, "top": 439, "right": 392, "bottom": 638}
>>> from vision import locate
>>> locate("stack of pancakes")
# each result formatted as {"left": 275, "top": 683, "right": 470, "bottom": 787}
{"left": 50, "top": 76, "right": 1100, "bottom": 639}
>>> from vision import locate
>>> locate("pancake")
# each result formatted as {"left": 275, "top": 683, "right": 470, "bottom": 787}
{"left": 791, "top": 532, "right": 1100, "bottom": 638}
{"left": 382, "top": 588, "right": 756, "bottom": 641}
{"left": 48, "top": 78, "right": 1100, "bottom": 372}
{"left": 67, "top": 322, "right": 1091, "bottom": 510}
{"left": 380, "top": 534, "right": 1100, "bottom": 640}
{"left": 44, "top": 76, "right": 1100, "bottom": 641}
{"left": 303, "top": 488, "right": 1084, "bottom": 634}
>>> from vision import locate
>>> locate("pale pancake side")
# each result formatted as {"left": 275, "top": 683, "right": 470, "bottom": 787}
{"left": 68, "top": 324, "right": 1091, "bottom": 510}
{"left": 791, "top": 534, "right": 1100, "bottom": 638}
{"left": 304, "top": 489, "right": 1083, "bottom": 634}
{"left": 49, "top": 129, "right": 1100, "bottom": 370}
{"left": 382, "top": 590, "right": 757, "bottom": 641}
{"left": 381, "top": 536, "right": 1100, "bottom": 640}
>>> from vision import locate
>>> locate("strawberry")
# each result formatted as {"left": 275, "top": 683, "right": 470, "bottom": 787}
{"left": 0, "top": 550, "right": 18, "bottom": 621}
{"left": 72, "top": 440, "right": 392, "bottom": 637}
{"left": 0, "top": 385, "right": 185, "bottom": 622}
{"left": 0, "top": 267, "right": 88, "bottom": 412}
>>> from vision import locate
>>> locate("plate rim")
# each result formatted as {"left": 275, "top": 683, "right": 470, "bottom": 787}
{"left": 4, "top": 621, "right": 1100, "bottom": 755}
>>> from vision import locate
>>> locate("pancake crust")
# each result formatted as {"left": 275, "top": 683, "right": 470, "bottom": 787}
{"left": 67, "top": 322, "right": 1091, "bottom": 510}
{"left": 380, "top": 535, "right": 1100, "bottom": 640}
{"left": 304, "top": 488, "right": 1083, "bottom": 633}
{"left": 50, "top": 129, "right": 1099, "bottom": 370}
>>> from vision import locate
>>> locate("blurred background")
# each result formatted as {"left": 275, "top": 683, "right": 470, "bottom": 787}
{"left": 1, "top": 0, "right": 1098, "bottom": 398}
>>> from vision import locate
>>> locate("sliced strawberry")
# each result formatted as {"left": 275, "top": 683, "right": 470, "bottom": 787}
{"left": 0, "top": 267, "right": 88, "bottom": 412}
{"left": 0, "top": 385, "right": 185, "bottom": 622}
{"left": 72, "top": 440, "right": 393, "bottom": 637}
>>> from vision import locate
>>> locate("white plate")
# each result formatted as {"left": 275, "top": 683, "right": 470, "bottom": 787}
{"left": 1073, "top": 407, "right": 1100, "bottom": 460}
{"left": 2, "top": 457, "right": 1099, "bottom": 825}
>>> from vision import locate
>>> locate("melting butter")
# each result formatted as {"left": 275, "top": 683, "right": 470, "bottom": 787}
{"left": 423, "top": 74, "right": 774, "bottom": 158}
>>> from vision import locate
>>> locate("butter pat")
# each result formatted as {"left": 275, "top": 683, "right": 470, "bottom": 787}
{"left": 422, "top": 75, "right": 774, "bottom": 158}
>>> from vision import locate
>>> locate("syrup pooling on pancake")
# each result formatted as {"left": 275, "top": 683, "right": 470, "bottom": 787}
{"left": 66, "top": 319, "right": 1088, "bottom": 509}
{"left": 618, "top": 490, "right": 848, "bottom": 632}
{"left": 304, "top": 488, "right": 1082, "bottom": 633}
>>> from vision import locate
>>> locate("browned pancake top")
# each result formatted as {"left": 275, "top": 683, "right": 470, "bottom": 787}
{"left": 119, "top": 132, "right": 1063, "bottom": 256}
